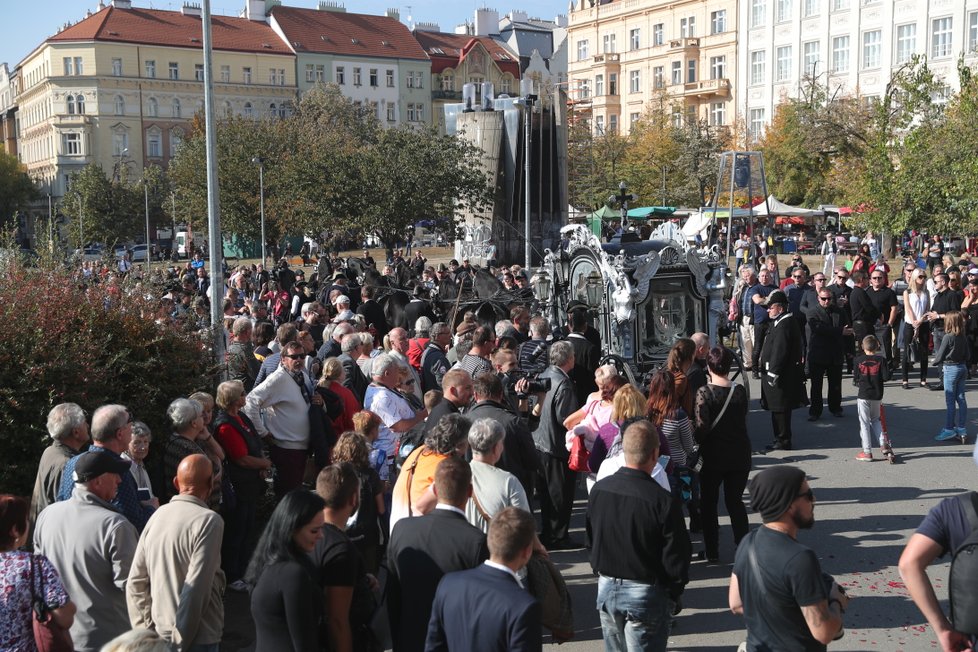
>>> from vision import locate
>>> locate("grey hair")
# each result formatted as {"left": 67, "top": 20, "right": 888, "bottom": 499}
{"left": 494, "top": 320, "right": 514, "bottom": 339}
{"left": 91, "top": 405, "right": 129, "bottom": 443}
{"left": 371, "top": 353, "right": 400, "bottom": 378}
{"left": 341, "top": 333, "right": 362, "bottom": 354}
{"left": 594, "top": 364, "right": 618, "bottom": 384}
{"left": 300, "top": 302, "right": 315, "bottom": 317}
{"left": 431, "top": 321, "right": 450, "bottom": 337}
{"left": 360, "top": 332, "right": 374, "bottom": 349}
{"left": 131, "top": 421, "right": 153, "bottom": 440}
{"left": 424, "top": 413, "right": 471, "bottom": 454}
{"left": 100, "top": 628, "right": 169, "bottom": 652}
{"left": 468, "top": 417, "right": 505, "bottom": 455}
{"left": 415, "top": 316, "right": 433, "bottom": 336}
{"left": 167, "top": 398, "right": 203, "bottom": 433}
{"left": 47, "top": 403, "right": 86, "bottom": 441}
{"left": 232, "top": 316, "right": 252, "bottom": 336}
{"left": 549, "top": 340, "right": 574, "bottom": 367}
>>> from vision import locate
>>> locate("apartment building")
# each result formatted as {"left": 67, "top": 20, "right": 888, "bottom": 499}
{"left": 566, "top": 0, "right": 739, "bottom": 135}
{"left": 0, "top": 63, "right": 18, "bottom": 156}
{"left": 15, "top": 0, "right": 297, "bottom": 198}
{"left": 738, "top": 0, "right": 978, "bottom": 141}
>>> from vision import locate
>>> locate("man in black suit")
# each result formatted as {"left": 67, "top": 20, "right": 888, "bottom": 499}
{"left": 387, "top": 457, "right": 489, "bottom": 652}
{"left": 805, "top": 290, "right": 852, "bottom": 420}
{"left": 426, "top": 507, "right": 542, "bottom": 652}
{"left": 759, "top": 290, "right": 804, "bottom": 451}
{"left": 532, "top": 341, "right": 580, "bottom": 549}
{"left": 466, "top": 372, "right": 540, "bottom": 495}
{"left": 422, "top": 369, "right": 473, "bottom": 435}
{"left": 404, "top": 285, "right": 436, "bottom": 336}
{"left": 356, "top": 285, "right": 390, "bottom": 340}
{"left": 567, "top": 309, "right": 599, "bottom": 406}
{"left": 338, "top": 333, "right": 369, "bottom": 404}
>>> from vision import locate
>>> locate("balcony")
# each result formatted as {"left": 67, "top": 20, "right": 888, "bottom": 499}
{"left": 591, "top": 93, "right": 621, "bottom": 108}
{"left": 682, "top": 78, "right": 730, "bottom": 97}
{"left": 593, "top": 53, "right": 621, "bottom": 68}
{"left": 432, "top": 90, "right": 462, "bottom": 101}
{"left": 54, "top": 114, "right": 92, "bottom": 127}
{"left": 669, "top": 38, "right": 701, "bottom": 51}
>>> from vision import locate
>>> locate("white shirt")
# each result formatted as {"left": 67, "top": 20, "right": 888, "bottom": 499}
{"left": 484, "top": 560, "right": 524, "bottom": 589}
{"left": 365, "top": 384, "right": 415, "bottom": 458}
{"left": 596, "top": 453, "right": 671, "bottom": 492}
{"left": 434, "top": 503, "right": 467, "bottom": 517}
{"left": 241, "top": 366, "right": 310, "bottom": 450}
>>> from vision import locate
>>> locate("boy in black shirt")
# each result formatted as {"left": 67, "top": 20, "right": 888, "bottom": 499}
{"left": 853, "top": 335, "right": 893, "bottom": 462}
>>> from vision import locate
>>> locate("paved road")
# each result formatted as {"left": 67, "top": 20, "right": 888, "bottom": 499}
{"left": 222, "top": 365, "right": 977, "bottom": 652}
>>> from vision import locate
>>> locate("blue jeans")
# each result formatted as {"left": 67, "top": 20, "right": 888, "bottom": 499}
{"left": 943, "top": 363, "right": 968, "bottom": 429}
{"left": 596, "top": 576, "right": 671, "bottom": 652}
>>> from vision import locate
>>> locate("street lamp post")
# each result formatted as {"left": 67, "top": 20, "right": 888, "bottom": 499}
{"left": 142, "top": 176, "right": 151, "bottom": 275}
{"left": 610, "top": 181, "right": 638, "bottom": 232}
{"left": 47, "top": 194, "right": 53, "bottom": 254}
{"left": 252, "top": 157, "right": 266, "bottom": 265}
{"left": 78, "top": 195, "right": 83, "bottom": 253}
{"left": 518, "top": 79, "right": 537, "bottom": 270}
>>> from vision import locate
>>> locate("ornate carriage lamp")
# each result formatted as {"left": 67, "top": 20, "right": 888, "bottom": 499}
{"left": 585, "top": 269, "right": 604, "bottom": 309}
{"left": 530, "top": 268, "right": 552, "bottom": 306}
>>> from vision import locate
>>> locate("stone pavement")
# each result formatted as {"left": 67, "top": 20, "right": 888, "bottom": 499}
{"left": 221, "top": 366, "right": 978, "bottom": 652}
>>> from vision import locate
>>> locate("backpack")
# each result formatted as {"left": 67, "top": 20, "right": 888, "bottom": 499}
{"left": 950, "top": 492, "right": 978, "bottom": 635}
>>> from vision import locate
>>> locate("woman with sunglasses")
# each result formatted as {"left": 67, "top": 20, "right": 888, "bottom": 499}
{"left": 902, "top": 268, "right": 931, "bottom": 389}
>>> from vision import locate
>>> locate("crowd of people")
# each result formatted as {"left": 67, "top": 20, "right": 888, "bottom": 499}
{"left": 1, "top": 241, "right": 976, "bottom": 652}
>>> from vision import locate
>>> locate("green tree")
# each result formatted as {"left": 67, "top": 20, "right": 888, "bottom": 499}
{"left": 670, "top": 118, "right": 729, "bottom": 208}
{"left": 0, "top": 151, "right": 38, "bottom": 226}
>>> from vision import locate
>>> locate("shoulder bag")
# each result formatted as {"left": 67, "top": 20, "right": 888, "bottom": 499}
{"left": 688, "top": 384, "right": 737, "bottom": 472}
{"left": 30, "top": 555, "right": 73, "bottom": 652}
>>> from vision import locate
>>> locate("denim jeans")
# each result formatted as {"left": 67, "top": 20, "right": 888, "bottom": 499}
{"left": 596, "top": 575, "right": 671, "bottom": 652}
{"left": 943, "top": 363, "right": 968, "bottom": 429}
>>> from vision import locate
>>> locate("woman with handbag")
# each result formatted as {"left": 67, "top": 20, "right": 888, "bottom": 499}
{"left": 562, "top": 365, "right": 625, "bottom": 488}
{"left": 692, "top": 347, "right": 752, "bottom": 563}
{"left": 0, "top": 494, "right": 75, "bottom": 652}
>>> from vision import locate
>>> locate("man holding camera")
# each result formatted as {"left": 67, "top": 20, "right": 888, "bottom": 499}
{"left": 729, "top": 466, "right": 849, "bottom": 650}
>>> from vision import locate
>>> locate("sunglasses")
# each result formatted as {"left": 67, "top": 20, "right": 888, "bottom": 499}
{"left": 871, "top": 276, "right": 884, "bottom": 280}
{"left": 813, "top": 277, "right": 826, "bottom": 282}
{"left": 797, "top": 489, "right": 815, "bottom": 502}
{"left": 282, "top": 353, "right": 305, "bottom": 360}
{"left": 818, "top": 296, "right": 832, "bottom": 301}
{"left": 836, "top": 274, "right": 847, "bottom": 278}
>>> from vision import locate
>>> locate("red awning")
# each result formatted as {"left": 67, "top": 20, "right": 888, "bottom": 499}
{"left": 776, "top": 216, "right": 806, "bottom": 225}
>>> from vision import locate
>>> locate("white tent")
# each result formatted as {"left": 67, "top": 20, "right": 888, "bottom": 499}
{"left": 751, "top": 195, "right": 825, "bottom": 218}
{"left": 682, "top": 211, "right": 712, "bottom": 240}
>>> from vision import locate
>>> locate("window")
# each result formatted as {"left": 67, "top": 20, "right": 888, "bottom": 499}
{"left": 595, "top": 115, "right": 605, "bottom": 133}
{"left": 653, "top": 24, "right": 664, "bottom": 46}
{"left": 243, "top": 67, "right": 252, "bottom": 84}
{"left": 335, "top": 66, "right": 344, "bottom": 85}
{"left": 66, "top": 94, "right": 75, "bottom": 115}
{"left": 169, "top": 62, "right": 179, "bottom": 80}
{"left": 804, "top": 0, "right": 818, "bottom": 16}
{"left": 387, "top": 104, "right": 396, "bottom": 121}
{"left": 710, "top": 55, "right": 726, "bottom": 79}
{"left": 224, "top": 101, "right": 233, "bottom": 116}
{"left": 195, "top": 64, "right": 205, "bottom": 82}
{"left": 577, "top": 40, "right": 590, "bottom": 61}
{"left": 170, "top": 129, "right": 183, "bottom": 153}
{"left": 243, "top": 102, "right": 253, "bottom": 117}
{"left": 63, "top": 57, "right": 73, "bottom": 76}
{"left": 145, "top": 60, "right": 156, "bottom": 78}
{"left": 112, "top": 132, "right": 128, "bottom": 157}
{"left": 681, "top": 17, "right": 696, "bottom": 38}
{"left": 579, "top": 79, "right": 591, "bottom": 99}
{"left": 407, "top": 103, "right": 419, "bottom": 122}
{"left": 776, "top": 46, "right": 792, "bottom": 81}
{"left": 609, "top": 73, "right": 618, "bottom": 95}
{"left": 832, "top": 0, "right": 849, "bottom": 10}
{"left": 630, "top": 112, "right": 640, "bottom": 127}
{"left": 500, "top": 78, "right": 512, "bottom": 94}
{"left": 413, "top": 72, "right": 424, "bottom": 88}
{"left": 305, "top": 64, "right": 315, "bottom": 82}
{"left": 76, "top": 95, "right": 84, "bottom": 114}
{"left": 441, "top": 73, "right": 455, "bottom": 91}
{"left": 74, "top": 57, "right": 83, "bottom": 75}
{"left": 630, "top": 28, "right": 641, "bottom": 50}
{"left": 687, "top": 59, "right": 697, "bottom": 83}
{"left": 672, "top": 61, "right": 683, "bottom": 85}
{"left": 629, "top": 70, "right": 640, "bottom": 92}
{"left": 114, "top": 95, "right": 125, "bottom": 116}
{"left": 604, "top": 33, "right": 617, "bottom": 53}
{"left": 749, "top": 108, "right": 766, "bottom": 141}
{"left": 750, "top": 51, "right": 766, "bottom": 84}
{"left": 672, "top": 107, "right": 683, "bottom": 127}
{"left": 112, "top": 58, "right": 122, "bottom": 76}
{"left": 220, "top": 65, "right": 230, "bottom": 82}
{"left": 803, "top": 41, "right": 820, "bottom": 73}
{"left": 710, "top": 102, "right": 726, "bottom": 125}
{"left": 751, "top": 0, "right": 766, "bottom": 28}
{"left": 595, "top": 74, "right": 605, "bottom": 96}
{"left": 896, "top": 24, "right": 916, "bottom": 63}
{"left": 172, "top": 98, "right": 181, "bottom": 118}
{"left": 776, "top": 0, "right": 791, "bottom": 22}
{"left": 387, "top": 69, "right": 395, "bottom": 87}
{"left": 269, "top": 69, "right": 279, "bottom": 85}
{"left": 932, "top": 17, "right": 953, "bottom": 58}
{"left": 353, "top": 68, "right": 361, "bottom": 86}
{"left": 62, "top": 133, "right": 81, "bottom": 155}
{"left": 608, "top": 114, "right": 618, "bottom": 133}
{"left": 970, "top": 11, "right": 978, "bottom": 52}
{"left": 370, "top": 69, "right": 378, "bottom": 87}
{"left": 147, "top": 130, "right": 161, "bottom": 158}
{"left": 711, "top": 10, "right": 726, "bottom": 34}
{"left": 863, "top": 30, "right": 882, "bottom": 68}
{"left": 653, "top": 66, "right": 664, "bottom": 89}
{"left": 832, "top": 36, "right": 850, "bottom": 72}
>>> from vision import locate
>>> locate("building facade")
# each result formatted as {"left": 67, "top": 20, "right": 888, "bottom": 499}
{"left": 0, "top": 63, "right": 18, "bottom": 156}
{"left": 15, "top": 0, "right": 297, "bottom": 199}
{"left": 738, "top": 0, "right": 978, "bottom": 141}
{"left": 566, "top": 0, "right": 739, "bottom": 135}
{"left": 265, "top": 2, "right": 431, "bottom": 126}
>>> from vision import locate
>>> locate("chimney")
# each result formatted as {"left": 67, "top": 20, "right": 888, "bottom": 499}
{"left": 385, "top": 7, "right": 399, "bottom": 21}
{"left": 111, "top": 0, "right": 132, "bottom": 8}
{"left": 414, "top": 21, "right": 441, "bottom": 32}
{"left": 317, "top": 1, "right": 347, "bottom": 12}
{"left": 554, "top": 13, "right": 568, "bottom": 27}
{"left": 454, "top": 22, "right": 472, "bottom": 35}
{"left": 509, "top": 9, "right": 529, "bottom": 23}
{"left": 181, "top": 2, "right": 202, "bottom": 16}
{"left": 474, "top": 8, "right": 499, "bottom": 36}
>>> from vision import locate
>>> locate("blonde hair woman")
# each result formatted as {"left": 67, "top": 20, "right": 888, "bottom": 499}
{"left": 902, "top": 268, "right": 930, "bottom": 388}
{"left": 934, "top": 310, "right": 970, "bottom": 442}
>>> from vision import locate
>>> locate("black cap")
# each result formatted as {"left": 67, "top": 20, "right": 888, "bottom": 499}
{"left": 73, "top": 452, "right": 131, "bottom": 483}
{"left": 567, "top": 299, "right": 589, "bottom": 312}
{"left": 761, "top": 290, "right": 789, "bottom": 307}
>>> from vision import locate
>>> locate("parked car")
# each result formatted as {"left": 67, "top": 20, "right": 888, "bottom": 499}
{"left": 116, "top": 244, "right": 152, "bottom": 262}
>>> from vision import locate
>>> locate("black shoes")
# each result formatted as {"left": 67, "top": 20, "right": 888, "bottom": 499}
{"left": 807, "top": 414, "right": 819, "bottom": 422}
{"left": 765, "top": 441, "right": 792, "bottom": 451}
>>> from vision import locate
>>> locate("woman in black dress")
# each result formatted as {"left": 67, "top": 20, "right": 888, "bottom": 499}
{"left": 692, "top": 347, "right": 752, "bottom": 562}
{"left": 247, "top": 490, "right": 327, "bottom": 652}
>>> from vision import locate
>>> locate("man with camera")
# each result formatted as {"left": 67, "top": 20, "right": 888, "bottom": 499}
{"left": 729, "top": 466, "right": 849, "bottom": 650}
{"left": 532, "top": 341, "right": 580, "bottom": 549}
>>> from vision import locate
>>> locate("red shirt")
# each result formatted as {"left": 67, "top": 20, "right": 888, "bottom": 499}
{"left": 215, "top": 414, "right": 251, "bottom": 460}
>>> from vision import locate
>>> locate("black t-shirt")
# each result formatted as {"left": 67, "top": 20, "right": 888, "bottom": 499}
{"left": 866, "top": 286, "right": 898, "bottom": 324}
{"left": 733, "top": 527, "right": 830, "bottom": 652}
{"left": 917, "top": 494, "right": 973, "bottom": 556}
{"left": 312, "top": 524, "right": 374, "bottom": 650}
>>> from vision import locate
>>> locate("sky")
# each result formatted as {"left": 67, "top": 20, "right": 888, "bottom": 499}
{"left": 2, "top": 0, "right": 568, "bottom": 68}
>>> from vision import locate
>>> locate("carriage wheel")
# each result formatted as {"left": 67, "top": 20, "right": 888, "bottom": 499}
{"left": 726, "top": 346, "right": 751, "bottom": 401}
{"left": 598, "top": 354, "right": 640, "bottom": 388}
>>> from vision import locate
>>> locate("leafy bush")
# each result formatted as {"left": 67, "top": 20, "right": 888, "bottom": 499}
{"left": 0, "top": 258, "right": 214, "bottom": 495}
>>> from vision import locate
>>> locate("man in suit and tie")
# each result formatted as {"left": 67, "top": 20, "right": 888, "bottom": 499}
{"left": 426, "top": 507, "right": 542, "bottom": 652}
{"left": 566, "top": 309, "right": 599, "bottom": 406}
{"left": 387, "top": 457, "right": 489, "bottom": 652}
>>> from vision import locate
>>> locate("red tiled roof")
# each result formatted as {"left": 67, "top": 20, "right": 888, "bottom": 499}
{"left": 270, "top": 6, "right": 428, "bottom": 61}
{"left": 48, "top": 5, "right": 293, "bottom": 55}
{"left": 412, "top": 31, "right": 520, "bottom": 77}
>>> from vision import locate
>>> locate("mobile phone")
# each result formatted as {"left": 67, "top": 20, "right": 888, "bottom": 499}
{"left": 137, "top": 488, "right": 152, "bottom": 502}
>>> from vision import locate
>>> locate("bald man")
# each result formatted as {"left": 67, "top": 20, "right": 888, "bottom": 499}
{"left": 128, "top": 454, "right": 225, "bottom": 652}
{"left": 687, "top": 332, "right": 710, "bottom": 398}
